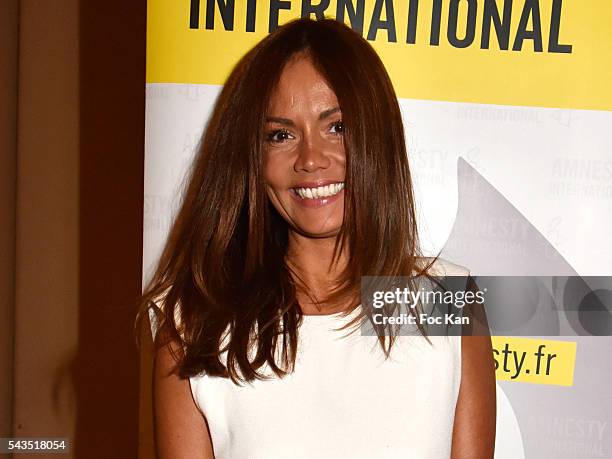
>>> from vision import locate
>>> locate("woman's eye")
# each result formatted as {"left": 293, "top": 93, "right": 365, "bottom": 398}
{"left": 330, "top": 121, "right": 344, "bottom": 134}
{"left": 266, "top": 129, "right": 293, "bottom": 143}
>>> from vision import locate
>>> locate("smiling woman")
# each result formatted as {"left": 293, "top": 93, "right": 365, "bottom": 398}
{"left": 136, "top": 17, "right": 495, "bottom": 459}
{"left": 263, "top": 55, "right": 347, "bottom": 238}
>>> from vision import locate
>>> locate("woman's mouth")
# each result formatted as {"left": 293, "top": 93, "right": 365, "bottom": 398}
{"left": 293, "top": 182, "right": 345, "bottom": 200}
{"left": 289, "top": 181, "right": 345, "bottom": 208}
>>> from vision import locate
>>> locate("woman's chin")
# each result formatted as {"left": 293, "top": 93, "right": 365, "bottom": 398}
{"left": 291, "top": 224, "right": 342, "bottom": 239}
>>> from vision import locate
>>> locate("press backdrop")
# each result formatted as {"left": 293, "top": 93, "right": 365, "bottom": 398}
{"left": 143, "top": 1, "right": 612, "bottom": 457}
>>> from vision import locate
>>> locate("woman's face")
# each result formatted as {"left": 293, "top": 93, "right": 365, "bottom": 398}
{"left": 263, "top": 54, "right": 346, "bottom": 238}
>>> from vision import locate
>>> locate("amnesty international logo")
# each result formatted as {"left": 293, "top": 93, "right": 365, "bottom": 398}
{"left": 147, "top": 0, "right": 612, "bottom": 111}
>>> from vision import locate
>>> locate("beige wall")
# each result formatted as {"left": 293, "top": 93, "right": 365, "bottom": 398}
{"left": 2, "top": 2, "right": 144, "bottom": 456}
{"left": 13, "top": 0, "right": 79, "bottom": 453}
{"left": 0, "top": 0, "right": 18, "bottom": 440}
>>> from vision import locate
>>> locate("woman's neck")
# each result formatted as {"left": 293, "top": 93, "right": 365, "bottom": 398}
{"left": 286, "top": 232, "right": 353, "bottom": 315}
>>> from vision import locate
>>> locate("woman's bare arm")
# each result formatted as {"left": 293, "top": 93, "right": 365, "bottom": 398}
{"left": 450, "top": 332, "right": 497, "bottom": 458}
{"left": 153, "top": 339, "right": 215, "bottom": 458}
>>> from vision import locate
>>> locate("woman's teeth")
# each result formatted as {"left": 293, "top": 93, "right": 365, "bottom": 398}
{"left": 294, "top": 182, "right": 345, "bottom": 200}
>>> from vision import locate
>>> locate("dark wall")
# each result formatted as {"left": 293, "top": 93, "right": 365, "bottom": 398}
{"left": 77, "top": 1, "right": 146, "bottom": 456}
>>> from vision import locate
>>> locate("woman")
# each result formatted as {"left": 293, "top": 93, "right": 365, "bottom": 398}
{"left": 136, "top": 18, "right": 496, "bottom": 458}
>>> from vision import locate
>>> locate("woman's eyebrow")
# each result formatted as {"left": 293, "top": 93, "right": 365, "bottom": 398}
{"left": 318, "top": 106, "right": 340, "bottom": 120}
{"left": 265, "top": 107, "right": 341, "bottom": 126}
{"left": 265, "top": 116, "right": 294, "bottom": 126}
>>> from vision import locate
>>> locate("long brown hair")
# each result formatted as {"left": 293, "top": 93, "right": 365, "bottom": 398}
{"left": 135, "top": 18, "right": 438, "bottom": 383}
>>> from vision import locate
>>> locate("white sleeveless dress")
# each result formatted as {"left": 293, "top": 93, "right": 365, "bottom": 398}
{"left": 149, "top": 259, "right": 466, "bottom": 458}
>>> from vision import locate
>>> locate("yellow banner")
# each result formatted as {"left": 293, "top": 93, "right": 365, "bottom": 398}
{"left": 147, "top": 0, "right": 612, "bottom": 111}
{"left": 492, "top": 337, "right": 577, "bottom": 386}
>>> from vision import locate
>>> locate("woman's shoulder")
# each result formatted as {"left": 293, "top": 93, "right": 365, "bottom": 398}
{"left": 415, "top": 256, "right": 471, "bottom": 277}
{"left": 148, "top": 286, "right": 184, "bottom": 342}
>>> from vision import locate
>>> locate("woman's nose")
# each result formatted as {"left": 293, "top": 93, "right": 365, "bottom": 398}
{"left": 294, "top": 134, "right": 331, "bottom": 173}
